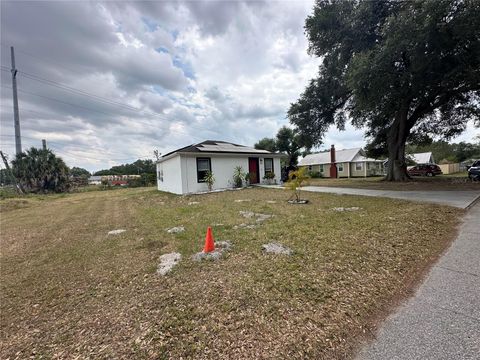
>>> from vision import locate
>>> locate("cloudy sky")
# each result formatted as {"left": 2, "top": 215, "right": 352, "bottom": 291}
{"left": 1, "top": 1, "right": 478, "bottom": 172}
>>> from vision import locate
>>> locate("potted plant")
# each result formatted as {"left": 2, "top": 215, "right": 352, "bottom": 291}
{"left": 263, "top": 172, "right": 276, "bottom": 185}
{"left": 203, "top": 171, "right": 215, "bottom": 191}
{"left": 244, "top": 172, "right": 252, "bottom": 186}
{"left": 232, "top": 166, "right": 245, "bottom": 188}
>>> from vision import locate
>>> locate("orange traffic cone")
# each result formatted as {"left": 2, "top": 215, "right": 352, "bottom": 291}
{"left": 203, "top": 227, "right": 215, "bottom": 253}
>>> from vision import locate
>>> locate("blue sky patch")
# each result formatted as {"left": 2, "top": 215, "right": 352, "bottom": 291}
{"left": 173, "top": 56, "right": 195, "bottom": 80}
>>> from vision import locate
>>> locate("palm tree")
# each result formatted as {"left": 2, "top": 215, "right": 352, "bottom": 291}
{"left": 12, "top": 147, "right": 70, "bottom": 193}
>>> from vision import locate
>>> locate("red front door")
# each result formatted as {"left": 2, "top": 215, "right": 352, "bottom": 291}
{"left": 248, "top": 158, "right": 259, "bottom": 184}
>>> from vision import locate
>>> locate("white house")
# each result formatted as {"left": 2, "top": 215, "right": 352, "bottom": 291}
{"left": 156, "top": 140, "right": 286, "bottom": 194}
{"left": 410, "top": 152, "right": 435, "bottom": 164}
{"left": 299, "top": 145, "right": 385, "bottom": 178}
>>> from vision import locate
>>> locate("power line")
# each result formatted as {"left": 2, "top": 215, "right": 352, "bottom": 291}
{"left": 0, "top": 140, "right": 151, "bottom": 163}
{"left": 1, "top": 134, "right": 152, "bottom": 160}
{"left": 1, "top": 66, "right": 220, "bottom": 138}
{"left": 0, "top": 84, "right": 204, "bottom": 142}
{"left": 48, "top": 143, "right": 151, "bottom": 162}
{"left": 0, "top": 104, "right": 65, "bottom": 120}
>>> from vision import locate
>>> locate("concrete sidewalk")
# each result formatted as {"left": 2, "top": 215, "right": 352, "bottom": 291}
{"left": 300, "top": 186, "right": 480, "bottom": 209}
{"left": 356, "top": 204, "right": 480, "bottom": 360}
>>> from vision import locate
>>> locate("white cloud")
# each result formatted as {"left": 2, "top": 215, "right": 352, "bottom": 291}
{"left": 1, "top": 1, "right": 475, "bottom": 172}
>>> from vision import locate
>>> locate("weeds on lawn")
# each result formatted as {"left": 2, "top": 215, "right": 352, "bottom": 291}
{"left": 0, "top": 187, "right": 462, "bottom": 359}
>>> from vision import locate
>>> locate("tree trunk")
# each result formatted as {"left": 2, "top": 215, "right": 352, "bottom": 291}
{"left": 385, "top": 107, "right": 411, "bottom": 181}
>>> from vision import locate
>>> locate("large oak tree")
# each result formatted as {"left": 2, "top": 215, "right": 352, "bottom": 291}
{"left": 288, "top": 0, "right": 480, "bottom": 180}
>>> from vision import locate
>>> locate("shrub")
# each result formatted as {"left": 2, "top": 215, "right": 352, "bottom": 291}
{"left": 308, "top": 171, "right": 322, "bottom": 178}
{"left": 203, "top": 171, "right": 215, "bottom": 191}
{"left": 263, "top": 172, "right": 275, "bottom": 180}
{"left": 233, "top": 166, "right": 246, "bottom": 188}
{"left": 285, "top": 167, "right": 309, "bottom": 202}
{"left": 127, "top": 173, "right": 156, "bottom": 187}
{"left": 11, "top": 147, "right": 70, "bottom": 193}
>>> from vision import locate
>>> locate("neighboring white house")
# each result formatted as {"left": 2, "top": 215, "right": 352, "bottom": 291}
{"left": 410, "top": 152, "right": 435, "bottom": 164}
{"left": 156, "top": 140, "right": 286, "bottom": 194}
{"left": 299, "top": 146, "right": 385, "bottom": 178}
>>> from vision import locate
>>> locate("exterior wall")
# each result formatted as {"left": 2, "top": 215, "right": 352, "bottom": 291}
{"left": 350, "top": 162, "right": 365, "bottom": 177}
{"left": 336, "top": 162, "right": 349, "bottom": 177}
{"left": 304, "top": 161, "right": 384, "bottom": 178}
{"left": 259, "top": 157, "right": 282, "bottom": 184}
{"left": 305, "top": 164, "right": 328, "bottom": 177}
{"left": 366, "top": 162, "right": 384, "bottom": 176}
{"left": 349, "top": 162, "right": 384, "bottom": 177}
{"left": 160, "top": 154, "right": 283, "bottom": 194}
{"left": 156, "top": 155, "right": 183, "bottom": 194}
{"left": 439, "top": 163, "right": 460, "bottom": 174}
{"left": 182, "top": 155, "right": 249, "bottom": 193}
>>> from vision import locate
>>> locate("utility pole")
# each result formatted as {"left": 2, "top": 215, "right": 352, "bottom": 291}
{"left": 42, "top": 139, "right": 47, "bottom": 150}
{"left": 0, "top": 150, "right": 23, "bottom": 194}
{"left": 11, "top": 46, "right": 22, "bottom": 155}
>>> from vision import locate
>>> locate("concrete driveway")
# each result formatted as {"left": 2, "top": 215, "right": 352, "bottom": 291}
{"left": 355, "top": 203, "right": 480, "bottom": 360}
{"left": 300, "top": 186, "right": 480, "bottom": 209}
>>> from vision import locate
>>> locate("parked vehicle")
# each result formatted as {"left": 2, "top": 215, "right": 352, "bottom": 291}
{"left": 407, "top": 163, "right": 443, "bottom": 177}
{"left": 468, "top": 160, "right": 480, "bottom": 181}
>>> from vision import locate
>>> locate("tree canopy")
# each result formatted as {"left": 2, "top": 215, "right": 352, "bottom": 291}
{"left": 289, "top": 0, "right": 480, "bottom": 180}
{"left": 254, "top": 126, "right": 311, "bottom": 166}
{"left": 70, "top": 167, "right": 91, "bottom": 178}
{"left": 12, "top": 147, "right": 70, "bottom": 193}
{"left": 94, "top": 159, "right": 155, "bottom": 176}
{"left": 254, "top": 137, "right": 277, "bottom": 153}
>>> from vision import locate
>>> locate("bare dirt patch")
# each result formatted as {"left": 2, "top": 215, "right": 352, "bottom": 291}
{"left": 166, "top": 225, "right": 185, "bottom": 234}
{"left": 262, "top": 242, "right": 293, "bottom": 255}
{"left": 157, "top": 252, "right": 182, "bottom": 275}
{"left": 191, "top": 241, "right": 232, "bottom": 261}
{"left": 107, "top": 229, "right": 126, "bottom": 235}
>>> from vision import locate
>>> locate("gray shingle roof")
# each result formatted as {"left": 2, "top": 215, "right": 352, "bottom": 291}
{"left": 299, "top": 148, "right": 362, "bottom": 166}
{"left": 162, "top": 140, "right": 273, "bottom": 158}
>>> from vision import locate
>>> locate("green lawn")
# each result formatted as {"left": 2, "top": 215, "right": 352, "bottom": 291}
{"left": 0, "top": 187, "right": 462, "bottom": 359}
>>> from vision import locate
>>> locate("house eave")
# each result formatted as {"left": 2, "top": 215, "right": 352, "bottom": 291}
{"left": 156, "top": 151, "right": 287, "bottom": 164}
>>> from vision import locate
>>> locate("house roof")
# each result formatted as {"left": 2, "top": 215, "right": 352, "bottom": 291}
{"left": 411, "top": 152, "right": 433, "bottom": 164}
{"left": 351, "top": 154, "right": 385, "bottom": 163}
{"left": 161, "top": 140, "right": 278, "bottom": 159}
{"left": 299, "top": 148, "right": 363, "bottom": 166}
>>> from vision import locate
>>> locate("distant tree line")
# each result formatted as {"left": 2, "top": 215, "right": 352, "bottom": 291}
{"left": 1, "top": 148, "right": 157, "bottom": 192}
{"left": 407, "top": 139, "right": 480, "bottom": 164}
{"left": 94, "top": 159, "right": 156, "bottom": 176}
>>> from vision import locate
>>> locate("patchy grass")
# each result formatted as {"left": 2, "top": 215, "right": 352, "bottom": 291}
{"left": 0, "top": 187, "right": 462, "bottom": 359}
{"left": 306, "top": 175, "right": 480, "bottom": 191}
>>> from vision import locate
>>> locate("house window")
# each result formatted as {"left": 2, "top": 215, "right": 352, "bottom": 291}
{"left": 158, "top": 170, "right": 164, "bottom": 182}
{"left": 308, "top": 165, "right": 312, "bottom": 171}
{"left": 264, "top": 158, "right": 274, "bottom": 175}
{"left": 319, "top": 164, "right": 324, "bottom": 173}
{"left": 196, "top": 158, "right": 211, "bottom": 183}
{"left": 356, "top": 163, "right": 363, "bottom": 171}
{"left": 338, "top": 163, "right": 344, "bottom": 172}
